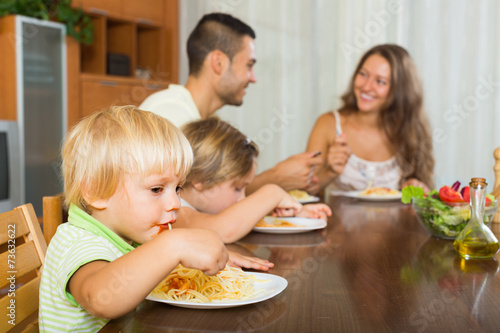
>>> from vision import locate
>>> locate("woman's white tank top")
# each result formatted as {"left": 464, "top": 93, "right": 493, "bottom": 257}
{"left": 329, "top": 110, "right": 402, "bottom": 191}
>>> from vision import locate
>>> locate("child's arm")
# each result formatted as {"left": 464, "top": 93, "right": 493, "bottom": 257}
{"left": 176, "top": 184, "right": 302, "bottom": 243}
{"left": 68, "top": 228, "right": 227, "bottom": 319}
{"left": 292, "top": 203, "right": 332, "bottom": 221}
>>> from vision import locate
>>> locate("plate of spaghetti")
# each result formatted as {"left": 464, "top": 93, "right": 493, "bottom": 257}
{"left": 334, "top": 187, "right": 401, "bottom": 201}
{"left": 253, "top": 216, "right": 327, "bottom": 234}
{"left": 287, "top": 189, "right": 320, "bottom": 203}
{"left": 147, "top": 265, "right": 287, "bottom": 309}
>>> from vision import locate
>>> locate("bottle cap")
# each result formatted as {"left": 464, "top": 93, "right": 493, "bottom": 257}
{"left": 470, "top": 177, "right": 487, "bottom": 188}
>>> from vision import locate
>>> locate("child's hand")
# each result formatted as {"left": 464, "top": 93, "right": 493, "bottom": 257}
{"left": 227, "top": 250, "right": 274, "bottom": 271}
{"left": 272, "top": 190, "right": 302, "bottom": 217}
{"left": 294, "top": 203, "right": 332, "bottom": 221}
{"left": 176, "top": 229, "right": 228, "bottom": 275}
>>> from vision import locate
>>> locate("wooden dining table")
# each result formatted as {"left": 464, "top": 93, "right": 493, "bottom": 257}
{"left": 100, "top": 194, "right": 500, "bottom": 332}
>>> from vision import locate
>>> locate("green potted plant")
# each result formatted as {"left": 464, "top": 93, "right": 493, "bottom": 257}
{"left": 0, "top": 0, "right": 93, "bottom": 45}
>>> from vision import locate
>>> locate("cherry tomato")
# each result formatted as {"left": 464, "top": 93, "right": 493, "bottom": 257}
{"left": 439, "top": 186, "right": 465, "bottom": 203}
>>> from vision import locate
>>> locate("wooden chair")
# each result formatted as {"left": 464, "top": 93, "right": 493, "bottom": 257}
{"left": 42, "top": 196, "right": 64, "bottom": 245}
{"left": 0, "top": 204, "right": 47, "bottom": 333}
{"left": 493, "top": 147, "right": 500, "bottom": 223}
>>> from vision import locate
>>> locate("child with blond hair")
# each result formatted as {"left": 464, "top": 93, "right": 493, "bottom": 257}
{"left": 39, "top": 106, "right": 268, "bottom": 332}
{"left": 175, "top": 117, "right": 332, "bottom": 244}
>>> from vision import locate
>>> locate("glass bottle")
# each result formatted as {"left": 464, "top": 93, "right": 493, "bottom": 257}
{"left": 453, "top": 178, "right": 499, "bottom": 259}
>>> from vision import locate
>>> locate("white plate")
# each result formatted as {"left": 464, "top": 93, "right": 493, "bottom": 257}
{"left": 288, "top": 190, "right": 320, "bottom": 203}
{"left": 333, "top": 190, "right": 401, "bottom": 201}
{"left": 253, "top": 216, "right": 327, "bottom": 234}
{"left": 296, "top": 196, "right": 320, "bottom": 204}
{"left": 146, "top": 272, "right": 287, "bottom": 309}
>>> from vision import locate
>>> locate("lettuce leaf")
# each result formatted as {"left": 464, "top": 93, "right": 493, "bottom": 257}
{"left": 401, "top": 186, "right": 425, "bottom": 204}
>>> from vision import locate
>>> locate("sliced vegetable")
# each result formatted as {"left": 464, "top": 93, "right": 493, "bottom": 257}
{"left": 461, "top": 186, "right": 470, "bottom": 203}
{"left": 439, "top": 186, "right": 465, "bottom": 203}
{"left": 451, "top": 181, "right": 461, "bottom": 192}
{"left": 460, "top": 186, "right": 492, "bottom": 206}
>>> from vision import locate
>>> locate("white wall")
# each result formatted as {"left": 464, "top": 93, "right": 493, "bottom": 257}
{"left": 179, "top": 0, "right": 500, "bottom": 190}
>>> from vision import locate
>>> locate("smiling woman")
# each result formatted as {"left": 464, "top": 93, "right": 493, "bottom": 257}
{"left": 353, "top": 54, "right": 392, "bottom": 113}
{"left": 306, "top": 44, "right": 434, "bottom": 194}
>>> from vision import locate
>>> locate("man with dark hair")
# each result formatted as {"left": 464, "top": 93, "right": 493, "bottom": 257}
{"left": 140, "top": 12, "right": 320, "bottom": 193}
{"left": 140, "top": 12, "right": 256, "bottom": 126}
{"left": 187, "top": 13, "right": 256, "bottom": 76}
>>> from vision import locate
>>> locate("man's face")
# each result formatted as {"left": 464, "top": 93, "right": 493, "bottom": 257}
{"left": 217, "top": 36, "right": 257, "bottom": 106}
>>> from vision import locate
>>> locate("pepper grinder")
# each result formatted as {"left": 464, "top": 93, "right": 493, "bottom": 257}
{"left": 493, "top": 148, "right": 500, "bottom": 223}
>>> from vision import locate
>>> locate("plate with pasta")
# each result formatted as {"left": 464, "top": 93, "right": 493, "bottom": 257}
{"left": 253, "top": 216, "right": 327, "bottom": 234}
{"left": 147, "top": 265, "right": 287, "bottom": 309}
{"left": 334, "top": 187, "right": 401, "bottom": 201}
{"left": 287, "top": 189, "right": 320, "bottom": 203}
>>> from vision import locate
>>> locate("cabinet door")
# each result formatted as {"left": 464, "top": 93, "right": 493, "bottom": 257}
{"left": 122, "top": 0, "right": 164, "bottom": 25}
{"left": 80, "top": 79, "right": 166, "bottom": 117}
{"left": 75, "top": 0, "right": 122, "bottom": 16}
{"left": 80, "top": 80, "right": 133, "bottom": 117}
{"left": 18, "top": 17, "right": 66, "bottom": 214}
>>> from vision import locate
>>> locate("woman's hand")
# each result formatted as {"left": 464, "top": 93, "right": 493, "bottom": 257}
{"left": 327, "top": 133, "right": 351, "bottom": 177}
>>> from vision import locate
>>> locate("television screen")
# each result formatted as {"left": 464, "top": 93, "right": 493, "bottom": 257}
{"left": 0, "top": 132, "right": 8, "bottom": 200}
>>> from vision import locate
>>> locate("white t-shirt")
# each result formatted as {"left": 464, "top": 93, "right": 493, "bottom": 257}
{"left": 139, "top": 84, "right": 201, "bottom": 128}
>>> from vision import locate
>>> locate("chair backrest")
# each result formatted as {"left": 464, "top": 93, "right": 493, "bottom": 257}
{"left": 42, "top": 196, "right": 64, "bottom": 245}
{"left": 0, "top": 204, "right": 47, "bottom": 333}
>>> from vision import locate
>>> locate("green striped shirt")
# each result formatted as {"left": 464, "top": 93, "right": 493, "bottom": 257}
{"left": 39, "top": 205, "right": 135, "bottom": 332}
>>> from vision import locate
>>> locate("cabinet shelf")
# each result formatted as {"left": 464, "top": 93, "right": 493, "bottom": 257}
{"left": 69, "top": 0, "right": 178, "bottom": 125}
{"left": 81, "top": 15, "right": 166, "bottom": 79}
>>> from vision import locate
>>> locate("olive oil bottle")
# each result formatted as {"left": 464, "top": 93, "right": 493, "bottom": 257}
{"left": 453, "top": 178, "right": 499, "bottom": 259}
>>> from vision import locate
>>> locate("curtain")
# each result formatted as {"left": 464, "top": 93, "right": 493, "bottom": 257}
{"left": 179, "top": 0, "right": 500, "bottom": 189}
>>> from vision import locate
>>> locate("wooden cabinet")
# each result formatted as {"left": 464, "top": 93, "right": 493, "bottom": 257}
{"left": 74, "top": 0, "right": 164, "bottom": 25}
{"left": 68, "top": 0, "right": 178, "bottom": 128}
{"left": 72, "top": 0, "right": 122, "bottom": 17}
{"left": 80, "top": 74, "right": 167, "bottom": 118}
{"left": 0, "top": 16, "right": 18, "bottom": 120}
{"left": 122, "top": 0, "right": 165, "bottom": 25}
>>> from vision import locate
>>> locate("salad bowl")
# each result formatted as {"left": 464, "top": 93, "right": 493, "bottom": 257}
{"left": 412, "top": 197, "right": 498, "bottom": 239}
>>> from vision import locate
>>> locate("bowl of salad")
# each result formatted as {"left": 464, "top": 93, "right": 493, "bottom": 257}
{"left": 403, "top": 182, "right": 498, "bottom": 240}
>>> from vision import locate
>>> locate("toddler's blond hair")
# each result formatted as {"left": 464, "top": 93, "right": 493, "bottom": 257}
{"left": 62, "top": 105, "right": 193, "bottom": 212}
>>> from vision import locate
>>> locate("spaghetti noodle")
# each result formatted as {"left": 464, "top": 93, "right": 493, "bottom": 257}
{"left": 151, "top": 265, "right": 259, "bottom": 303}
{"left": 360, "top": 187, "right": 399, "bottom": 196}
{"left": 288, "top": 189, "right": 315, "bottom": 201}
{"left": 256, "top": 219, "right": 302, "bottom": 228}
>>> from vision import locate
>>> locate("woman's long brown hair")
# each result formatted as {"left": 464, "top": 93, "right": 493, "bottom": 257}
{"left": 339, "top": 44, "right": 434, "bottom": 188}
